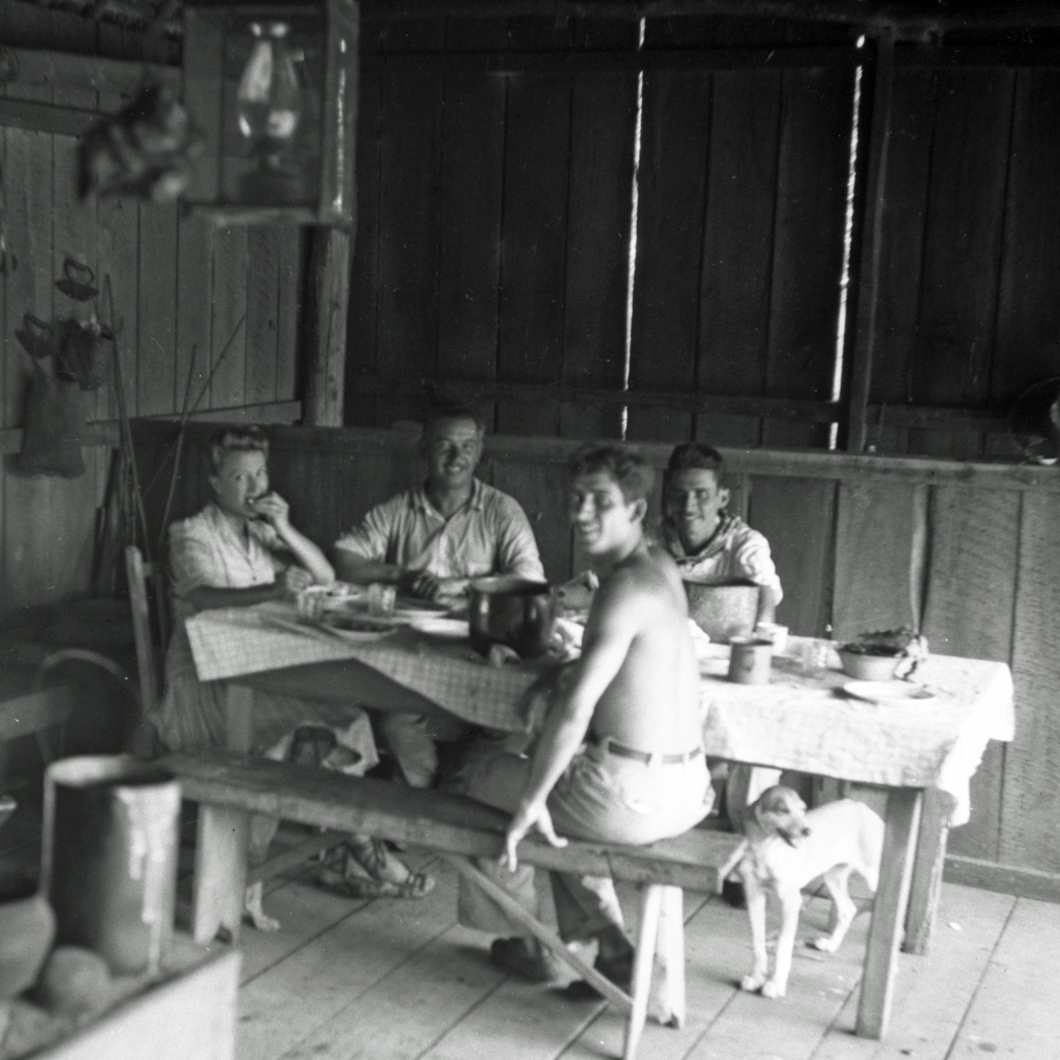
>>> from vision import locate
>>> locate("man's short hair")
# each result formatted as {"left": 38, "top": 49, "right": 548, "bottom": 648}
{"left": 205, "top": 426, "right": 269, "bottom": 476}
{"left": 423, "top": 400, "right": 487, "bottom": 439}
{"left": 667, "top": 441, "right": 724, "bottom": 476}
{"left": 569, "top": 443, "right": 655, "bottom": 503}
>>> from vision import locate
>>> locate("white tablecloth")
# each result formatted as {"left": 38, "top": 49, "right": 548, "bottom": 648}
{"left": 185, "top": 609, "right": 1014, "bottom": 822}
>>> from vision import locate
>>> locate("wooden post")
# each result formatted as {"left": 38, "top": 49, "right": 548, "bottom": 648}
{"left": 844, "top": 29, "right": 894, "bottom": 453}
{"left": 304, "top": 226, "right": 354, "bottom": 427}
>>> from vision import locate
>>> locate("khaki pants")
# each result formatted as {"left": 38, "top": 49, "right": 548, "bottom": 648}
{"left": 458, "top": 741, "right": 713, "bottom": 942}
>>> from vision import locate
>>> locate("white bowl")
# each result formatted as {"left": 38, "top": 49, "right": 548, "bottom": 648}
{"left": 837, "top": 649, "right": 901, "bottom": 681}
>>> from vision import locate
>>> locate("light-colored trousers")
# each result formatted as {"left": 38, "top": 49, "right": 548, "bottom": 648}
{"left": 458, "top": 741, "right": 713, "bottom": 943}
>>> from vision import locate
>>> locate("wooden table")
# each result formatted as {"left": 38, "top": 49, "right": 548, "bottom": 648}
{"left": 185, "top": 607, "right": 1014, "bottom": 1041}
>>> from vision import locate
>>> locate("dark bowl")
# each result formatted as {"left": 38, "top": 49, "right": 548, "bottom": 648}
{"left": 468, "top": 576, "right": 555, "bottom": 659}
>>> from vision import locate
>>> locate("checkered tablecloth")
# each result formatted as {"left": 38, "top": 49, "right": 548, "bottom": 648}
{"left": 698, "top": 637, "right": 1014, "bottom": 824}
{"left": 186, "top": 611, "right": 1013, "bottom": 816}
{"left": 185, "top": 602, "right": 545, "bottom": 732}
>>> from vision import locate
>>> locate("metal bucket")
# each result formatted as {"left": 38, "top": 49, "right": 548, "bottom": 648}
{"left": 683, "top": 581, "right": 760, "bottom": 643}
{"left": 42, "top": 755, "right": 180, "bottom": 976}
{"left": 469, "top": 576, "right": 555, "bottom": 659}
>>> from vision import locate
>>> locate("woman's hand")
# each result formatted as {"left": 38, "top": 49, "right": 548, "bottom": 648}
{"left": 279, "top": 565, "right": 314, "bottom": 597}
{"left": 249, "top": 491, "right": 291, "bottom": 531}
{"left": 501, "top": 802, "right": 567, "bottom": 873}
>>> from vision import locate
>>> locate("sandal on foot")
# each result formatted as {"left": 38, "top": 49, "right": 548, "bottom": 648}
{"left": 490, "top": 937, "right": 562, "bottom": 983}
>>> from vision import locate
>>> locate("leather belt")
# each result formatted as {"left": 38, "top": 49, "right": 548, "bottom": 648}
{"left": 601, "top": 739, "right": 703, "bottom": 766}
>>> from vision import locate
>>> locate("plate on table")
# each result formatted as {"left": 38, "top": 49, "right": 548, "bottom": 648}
{"left": 843, "top": 680, "right": 936, "bottom": 706}
{"left": 317, "top": 613, "right": 402, "bottom": 643}
{"left": 409, "top": 617, "right": 470, "bottom": 640}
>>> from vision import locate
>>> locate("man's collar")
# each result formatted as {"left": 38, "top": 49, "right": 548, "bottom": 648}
{"left": 664, "top": 509, "right": 734, "bottom": 558}
{"left": 413, "top": 477, "right": 484, "bottom": 516}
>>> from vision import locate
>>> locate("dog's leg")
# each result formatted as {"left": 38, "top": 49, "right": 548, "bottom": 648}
{"left": 813, "top": 865, "right": 856, "bottom": 953}
{"left": 243, "top": 880, "right": 281, "bottom": 933}
{"left": 739, "top": 880, "right": 770, "bottom": 993}
{"left": 763, "top": 886, "right": 801, "bottom": 998}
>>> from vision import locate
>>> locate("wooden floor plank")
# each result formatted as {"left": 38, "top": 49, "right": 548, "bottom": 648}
{"left": 278, "top": 923, "right": 505, "bottom": 1060}
{"left": 682, "top": 895, "right": 871, "bottom": 1060}
{"left": 810, "top": 882, "right": 1015, "bottom": 1060}
{"left": 948, "top": 896, "right": 1059, "bottom": 1060}
{"left": 237, "top": 862, "right": 458, "bottom": 1060}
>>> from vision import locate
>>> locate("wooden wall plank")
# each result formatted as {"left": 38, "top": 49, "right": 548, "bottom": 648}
{"left": 747, "top": 476, "right": 836, "bottom": 637}
{"left": 175, "top": 214, "right": 213, "bottom": 419}
{"left": 208, "top": 225, "right": 248, "bottom": 411}
{"left": 137, "top": 203, "right": 178, "bottom": 416}
{"left": 344, "top": 62, "right": 381, "bottom": 427}
{"left": 94, "top": 93, "right": 139, "bottom": 425}
{"left": 627, "top": 69, "right": 711, "bottom": 443}
{"left": 922, "top": 486, "right": 1020, "bottom": 862}
{"left": 495, "top": 70, "right": 571, "bottom": 437}
{"left": 244, "top": 226, "right": 280, "bottom": 408}
{"left": 559, "top": 69, "right": 636, "bottom": 440}
{"left": 763, "top": 66, "right": 853, "bottom": 450}
{"left": 831, "top": 479, "right": 927, "bottom": 643}
{"left": 492, "top": 460, "right": 572, "bottom": 584}
{"left": 275, "top": 224, "right": 301, "bottom": 403}
{"left": 908, "top": 68, "right": 1015, "bottom": 458}
{"left": 991, "top": 68, "right": 1060, "bottom": 407}
{"left": 1001, "top": 492, "right": 1060, "bottom": 873}
{"left": 374, "top": 64, "right": 443, "bottom": 427}
{"left": 697, "top": 69, "right": 782, "bottom": 449}
{"left": 436, "top": 70, "right": 504, "bottom": 401}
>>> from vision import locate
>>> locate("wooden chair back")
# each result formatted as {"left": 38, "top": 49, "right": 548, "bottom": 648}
{"left": 124, "top": 545, "right": 168, "bottom": 716}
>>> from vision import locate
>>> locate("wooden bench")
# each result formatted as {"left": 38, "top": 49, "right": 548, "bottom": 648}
{"left": 162, "top": 750, "right": 744, "bottom": 1060}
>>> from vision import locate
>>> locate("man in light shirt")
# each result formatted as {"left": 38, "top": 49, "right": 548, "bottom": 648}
{"left": 335, "top": 402, "right": 545, "bottom": 786}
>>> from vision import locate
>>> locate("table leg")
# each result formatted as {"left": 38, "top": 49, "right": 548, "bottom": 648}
{"left": 903, "top": 788, "right": 956, "bottom": 955}
{"left": 192, "top": 805, "right": 249, "bottom": 945}
{"left": 225, "top": 683, "right": 254, "bottom": 754}
{"left": 856, "top": 787, "right": 922, "bottom": 1039}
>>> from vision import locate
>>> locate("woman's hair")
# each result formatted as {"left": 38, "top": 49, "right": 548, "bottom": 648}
{"left": 205, "top": 426, "right": 269, "bottom": 476}
{"left": 667, "top": 441, "right": 724, "bottom": 475}
{"left": 568, "top": 443, "right": 655, "bottom": 503}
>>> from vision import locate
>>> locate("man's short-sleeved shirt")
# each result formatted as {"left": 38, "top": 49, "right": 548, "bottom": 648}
{"left": 662, "top": 510, "right": 782, "bottom": 600}
{"left": 335, "top": 478, "right": 545, "bottom": 582}
{"left": 168, "top": 502, "right": 285, "bottom": 617}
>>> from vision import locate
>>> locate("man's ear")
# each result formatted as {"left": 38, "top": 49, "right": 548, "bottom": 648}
{"left": 630, "top": 497, "right": 648, "bottom": 524}
{"left": 207, "top": 474, "right": 219, "bottom": 496}
{"left": 718, "top": 485, "right": 731, "bottom": 509}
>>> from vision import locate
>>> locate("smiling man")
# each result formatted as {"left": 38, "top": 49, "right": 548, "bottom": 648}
{"left": 662, "top": 441, "right": 782, "bottom": 626}
{"left": 457, "top": 443, "right": 713, "bottom": 993}
{"left": 334, "top": 402, "right": 544, "bottom": 788}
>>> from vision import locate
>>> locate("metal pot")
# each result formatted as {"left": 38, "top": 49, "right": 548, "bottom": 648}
{"left": 468, "top": 576, "right": 555, "bottom": 659}
{"left": 683, "top": 580, "right": 760, "bottom": 644}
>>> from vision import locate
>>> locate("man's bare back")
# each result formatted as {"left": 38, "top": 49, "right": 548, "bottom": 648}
{"left": 586, "top": 545, "right": 702, "bottom": 755}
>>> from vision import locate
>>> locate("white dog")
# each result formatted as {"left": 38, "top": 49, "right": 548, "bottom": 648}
{"left": 737, "top": 785, "right": 884, "bottom": 999}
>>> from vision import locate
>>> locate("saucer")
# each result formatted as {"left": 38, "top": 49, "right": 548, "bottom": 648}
{"left": 843, "top": 680, "right": 936, "bottom": 705}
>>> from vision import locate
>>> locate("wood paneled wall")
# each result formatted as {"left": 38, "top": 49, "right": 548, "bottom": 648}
{"left": 132, "top": 419, "right": 1060, "bottom": 880}
{"left": 347, "top": 11, "right": 1060, "bottom": 459}
{"left": 0, "top": 50, "right": 304, "bottom": 612}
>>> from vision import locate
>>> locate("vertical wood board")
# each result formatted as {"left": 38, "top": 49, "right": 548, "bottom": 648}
{"left": 175, "top": 213, "right": 214, "bottom": 419}
{"left": 922, "top": 486, "right": 1020, "bottom": 862}
{"left": 208, "top": 225, "right": 248, "bottom": 411}
{"left": 831, "top": 479, "right": 927, "bottom": 642}
{"left": 495, "top": 71, "right": 571, "bottom": 437}
{"left": 747, "top": 475, "right": 836, "bottom": 638}
{"left": 626, "top": 69, "right": 712, "bottom": 444}
{"left": 492, "top": 460, "right": 572, "bottom": 584}
{"left": 1001, "top": 492, "right": 1060, "bottom": 873}
{"left": 137, "top": 203, "right": 178, "bottom": 416}
{"left": 244, "top": 225, "right": 280, "bottom": 408}
{"left": 560, "top": 70, "right": 636, "bottom": 440}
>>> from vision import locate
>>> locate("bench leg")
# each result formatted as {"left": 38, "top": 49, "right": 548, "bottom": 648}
{"left": 623, "top": 884, "right": 664, "bottom": 1060}
{"left": 193, "top": 804, "right": 250, "bottom": 946}
{"left": 656, "top": 886, "right": 685, "bottom": 1029}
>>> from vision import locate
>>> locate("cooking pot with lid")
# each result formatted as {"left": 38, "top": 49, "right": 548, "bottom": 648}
{"left": 469, "top": 576, "right": 555, "bottom": 659}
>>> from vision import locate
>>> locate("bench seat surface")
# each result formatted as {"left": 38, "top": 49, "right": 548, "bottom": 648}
{"left": 162, "top": 750, "right": 743, "bottom": 894}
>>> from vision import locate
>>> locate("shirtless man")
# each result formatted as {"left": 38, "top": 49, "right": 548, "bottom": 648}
{"left": 460, "top": 443, "right": 713, "bottom": 992}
